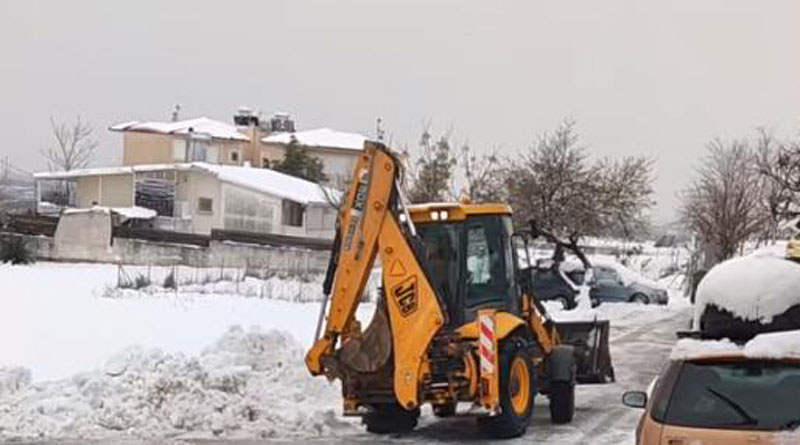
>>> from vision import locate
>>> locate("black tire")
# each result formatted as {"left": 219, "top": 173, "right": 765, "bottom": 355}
{"left": 433, "top": 402, "right": 457, "bottom": 418}
{"left": 631, "top": 293, "right": 649, "bottom": 305}
{"left": 548, "top": 380, "right": 575, "bottom": 424}
{"left": 479, "top": 335, "right": 535, "bottom": 438}
{"left": 363, "top": 403, "right": 419, "bottom": 434}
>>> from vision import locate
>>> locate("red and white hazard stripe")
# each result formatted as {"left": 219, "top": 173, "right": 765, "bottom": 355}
{"left": 478, "top": 312, "right": 496, "bottom": 375}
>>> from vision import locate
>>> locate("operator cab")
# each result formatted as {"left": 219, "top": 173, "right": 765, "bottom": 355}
{"left": 408, "top": 203, "right": 520, "bottom": 327}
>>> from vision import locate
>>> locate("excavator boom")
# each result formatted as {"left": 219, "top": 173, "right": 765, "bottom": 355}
{"left": 305, "top": 142, "right": 446, "bottom": 409}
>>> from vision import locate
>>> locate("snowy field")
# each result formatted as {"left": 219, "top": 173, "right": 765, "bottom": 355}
{"left": 0, "top": 261, "right": 691, "bottom": 443}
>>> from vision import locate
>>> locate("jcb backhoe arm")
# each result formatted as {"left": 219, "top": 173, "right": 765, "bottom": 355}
{"left": 305, "top": 142, "right": 446, "bottom": 410}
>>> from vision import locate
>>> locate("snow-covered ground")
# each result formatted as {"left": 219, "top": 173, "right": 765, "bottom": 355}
{"left": 0, "top": 261, "right": 691, "bottom": 443}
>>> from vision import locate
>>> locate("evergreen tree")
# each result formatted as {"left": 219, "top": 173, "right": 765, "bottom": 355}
{"left": 273, "top": 140, "right": 328, "bottom": 183}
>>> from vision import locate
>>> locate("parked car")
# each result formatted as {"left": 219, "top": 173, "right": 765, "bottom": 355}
{"left": 527, "top": 266, "right": 584, "bottom": 309}
{"left": 589, "top": 263, "right": 669, "bottom": 305}
{"left": 623, "top": 332, "right": 800, "bottom": 444}
{"left": 526, "top": 259, "right": 668, "bottom": 309}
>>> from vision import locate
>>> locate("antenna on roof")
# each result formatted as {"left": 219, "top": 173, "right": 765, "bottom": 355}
{"left": 376, "top": 117, "right": 385, "bottom": 142}
{"left": 171, "top": 104, "right": 181, "bottom": 122}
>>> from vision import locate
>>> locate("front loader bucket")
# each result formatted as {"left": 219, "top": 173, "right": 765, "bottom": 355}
{"left": 554, "top": 319, "right": 615, "bottom": 384}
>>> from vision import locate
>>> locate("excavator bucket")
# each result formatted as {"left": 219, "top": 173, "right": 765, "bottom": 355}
{"left": 554, "top": 319, "right": 615, "bottom": 384}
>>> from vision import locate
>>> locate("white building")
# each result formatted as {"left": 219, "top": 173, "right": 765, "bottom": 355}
{"left": 34, "top": 163, "right": 339, "bottom": 239}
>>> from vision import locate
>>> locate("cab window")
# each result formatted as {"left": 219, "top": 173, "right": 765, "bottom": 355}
{"left": 465, "top": 216, "right": 514, "bottom": 309}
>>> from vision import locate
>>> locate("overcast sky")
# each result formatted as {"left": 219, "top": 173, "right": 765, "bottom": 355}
{"left": 2, "top": 0, "right": 799, "bottom": 223}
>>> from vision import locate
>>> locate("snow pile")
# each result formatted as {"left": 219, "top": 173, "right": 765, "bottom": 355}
{"left": 0, "top": 367, "right": 31, "bottom": 397}
{"left": 743, "top": 329, "right": 800, "bottom": 359}
{"left": 0, "top": 326, "right": 353, "bottom": 441}
{"left": 671, "top": 330, "right": 800, "bottom": 361}
{"left": 694, "top": 254, "right": 800, "bottom": 326}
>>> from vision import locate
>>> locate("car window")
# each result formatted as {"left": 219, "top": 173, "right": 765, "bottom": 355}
{"left": 594, "top": 267, "right": 618, "bottom": 282}
{"left": 663, "top": 361, "right": 800, "bottom": 431}
{"left": 650, "top": 361, "right": 682, "bottom": 422}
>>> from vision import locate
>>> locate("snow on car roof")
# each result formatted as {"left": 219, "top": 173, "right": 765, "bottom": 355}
{"left": 693, "top": 250, "right": 800, "bottom": 327}
{"left": 561, "top": 255, "right": 664, "bottom": 289}
{"left": 671, "top": 330, "right": 800, "bottom": 361}
{"left": 110, "top": 117, "right": 250, "bottom": 142}
{"left": 262, "top": 128, "right": 367, "bottom": 151}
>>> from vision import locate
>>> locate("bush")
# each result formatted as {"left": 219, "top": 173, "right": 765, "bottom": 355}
{"left": 0, "top": 236, "right": 35, "bottom": 265}
{"left": 163, "top": 270, "right": 177, "bottom": 289}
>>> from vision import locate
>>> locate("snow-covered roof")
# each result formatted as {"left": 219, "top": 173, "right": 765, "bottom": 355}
{"left": 694, "top": 251, "right": 800, "bottom": 326}
{"left": 35, "top": 163, "right": 339, "bottom": 206}
{"left": 261, "top": 128, "right": 367, "bottom": 151}
{"left": 110, "top": 117, "right": 249, "bottom": 142}
{"left": 34, "top": 164, "right": 179, "bottom": 179}
{"left": 193, "top": 163, "right": 338, "bottom": 206}
{"left": 671, "top": 330, "right": 800, "bottom": 361}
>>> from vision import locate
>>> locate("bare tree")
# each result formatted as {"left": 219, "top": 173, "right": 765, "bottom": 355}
{"left": 755, "top": 128, "right": 800, "bottom": 239}
{"left": 41, "top": 116, "right": 98, "bottom": 171}
{"left": 459, "top": 144, "right": 505, "bottom": 203}
{"left": 404, "top": 123, "right": 457, "bottom": 203}
{"left": 680, "top": 139, "right": 769, "bottom": 264}
{"left": 505, "top": 119, "right": 654, "bottom": 240}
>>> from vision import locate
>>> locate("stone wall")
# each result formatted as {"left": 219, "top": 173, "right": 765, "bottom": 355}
{"left": 1, "top": 232, "right": 330, "bottom": 275}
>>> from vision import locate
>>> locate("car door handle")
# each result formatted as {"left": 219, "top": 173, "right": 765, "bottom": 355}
{"left": 665, "top": 438, "right": 686, "bottom": 445}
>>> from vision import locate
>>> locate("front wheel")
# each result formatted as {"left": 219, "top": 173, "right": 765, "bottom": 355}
{"left": 479, "top": 335, "right": 535, "bottom": 438}
{"left": 631, "top": 293, "right": 649, "bottom": 304}
{"left": 548, "top": 380, "right": 575, "bottom": 423}
{"left": 363, "top": 403, "right": 419, "bottom": 434}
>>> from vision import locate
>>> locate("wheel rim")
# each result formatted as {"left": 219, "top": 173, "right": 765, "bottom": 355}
{"left": 509, "top": 356, "right": 531, "bottom": 416}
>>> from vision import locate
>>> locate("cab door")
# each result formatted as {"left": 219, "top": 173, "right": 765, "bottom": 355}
{"left": 462, "top": 215, "right": 518, "bottom": 322}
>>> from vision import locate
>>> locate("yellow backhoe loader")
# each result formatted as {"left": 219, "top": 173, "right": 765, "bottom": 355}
{"left": 306, "top": 141, "right": 613, "bottom": 438}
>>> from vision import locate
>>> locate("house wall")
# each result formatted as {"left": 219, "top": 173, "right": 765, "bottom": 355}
{"left": 313, "top": 150, "right": 359, "bottom": 186}
{"left": 122, "top": 132, "right": 247, "bottom": 167}
{"left": 174, "top": 170, "right": 222, "bottom": 235}
{"left": 257, "top": 143, "right": 286, "bottom": 168}
{"left": 75, "top": 174, "right": 135, "bottom": 208}
{"left": 122, "top": 132, "right": 175, "bottom": 165}
{"left": 75, "top": 176, "right": 101, "bottom": 207}
{"left": 100, "top": 174, "right": 134, "bottom": 207}
{"left": 255, "top": 142, "right": 359, "bottom": 185}
{"left": 305, "top": 205, "right": 337, "bottom": 239}
{"left": 221, "top": 183, "right": 281, "bottom": 234}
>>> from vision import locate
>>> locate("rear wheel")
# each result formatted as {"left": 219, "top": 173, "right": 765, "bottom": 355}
{"left": 363, "top": 403, "right": 419, "bottom": 434}
{"left": 631, "top": 293, "right": 649, "bottom": 304}
{"left": 479, "top": 336, "right": 535, "bottom": 438}
{"left": 548, "top": 380, "right": 575, "bottom": 423}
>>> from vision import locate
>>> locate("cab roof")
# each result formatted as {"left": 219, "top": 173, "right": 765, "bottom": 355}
{"left": 407, "top": 202, "right": 512, "bottom": 223}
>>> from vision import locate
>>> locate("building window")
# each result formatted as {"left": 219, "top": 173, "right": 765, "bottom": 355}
{"left": 282, "top": 200, "right": 304, "bottom": 227}
{"left": 197, "top": 197, "right": 213, "bottom": 214}
{"left": 231, "top": 151, "right": 239, "bottom": 163}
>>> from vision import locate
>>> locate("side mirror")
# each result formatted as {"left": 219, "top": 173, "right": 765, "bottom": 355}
{"left": 622, "top": 391, "right": 647, "bottom": 409}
